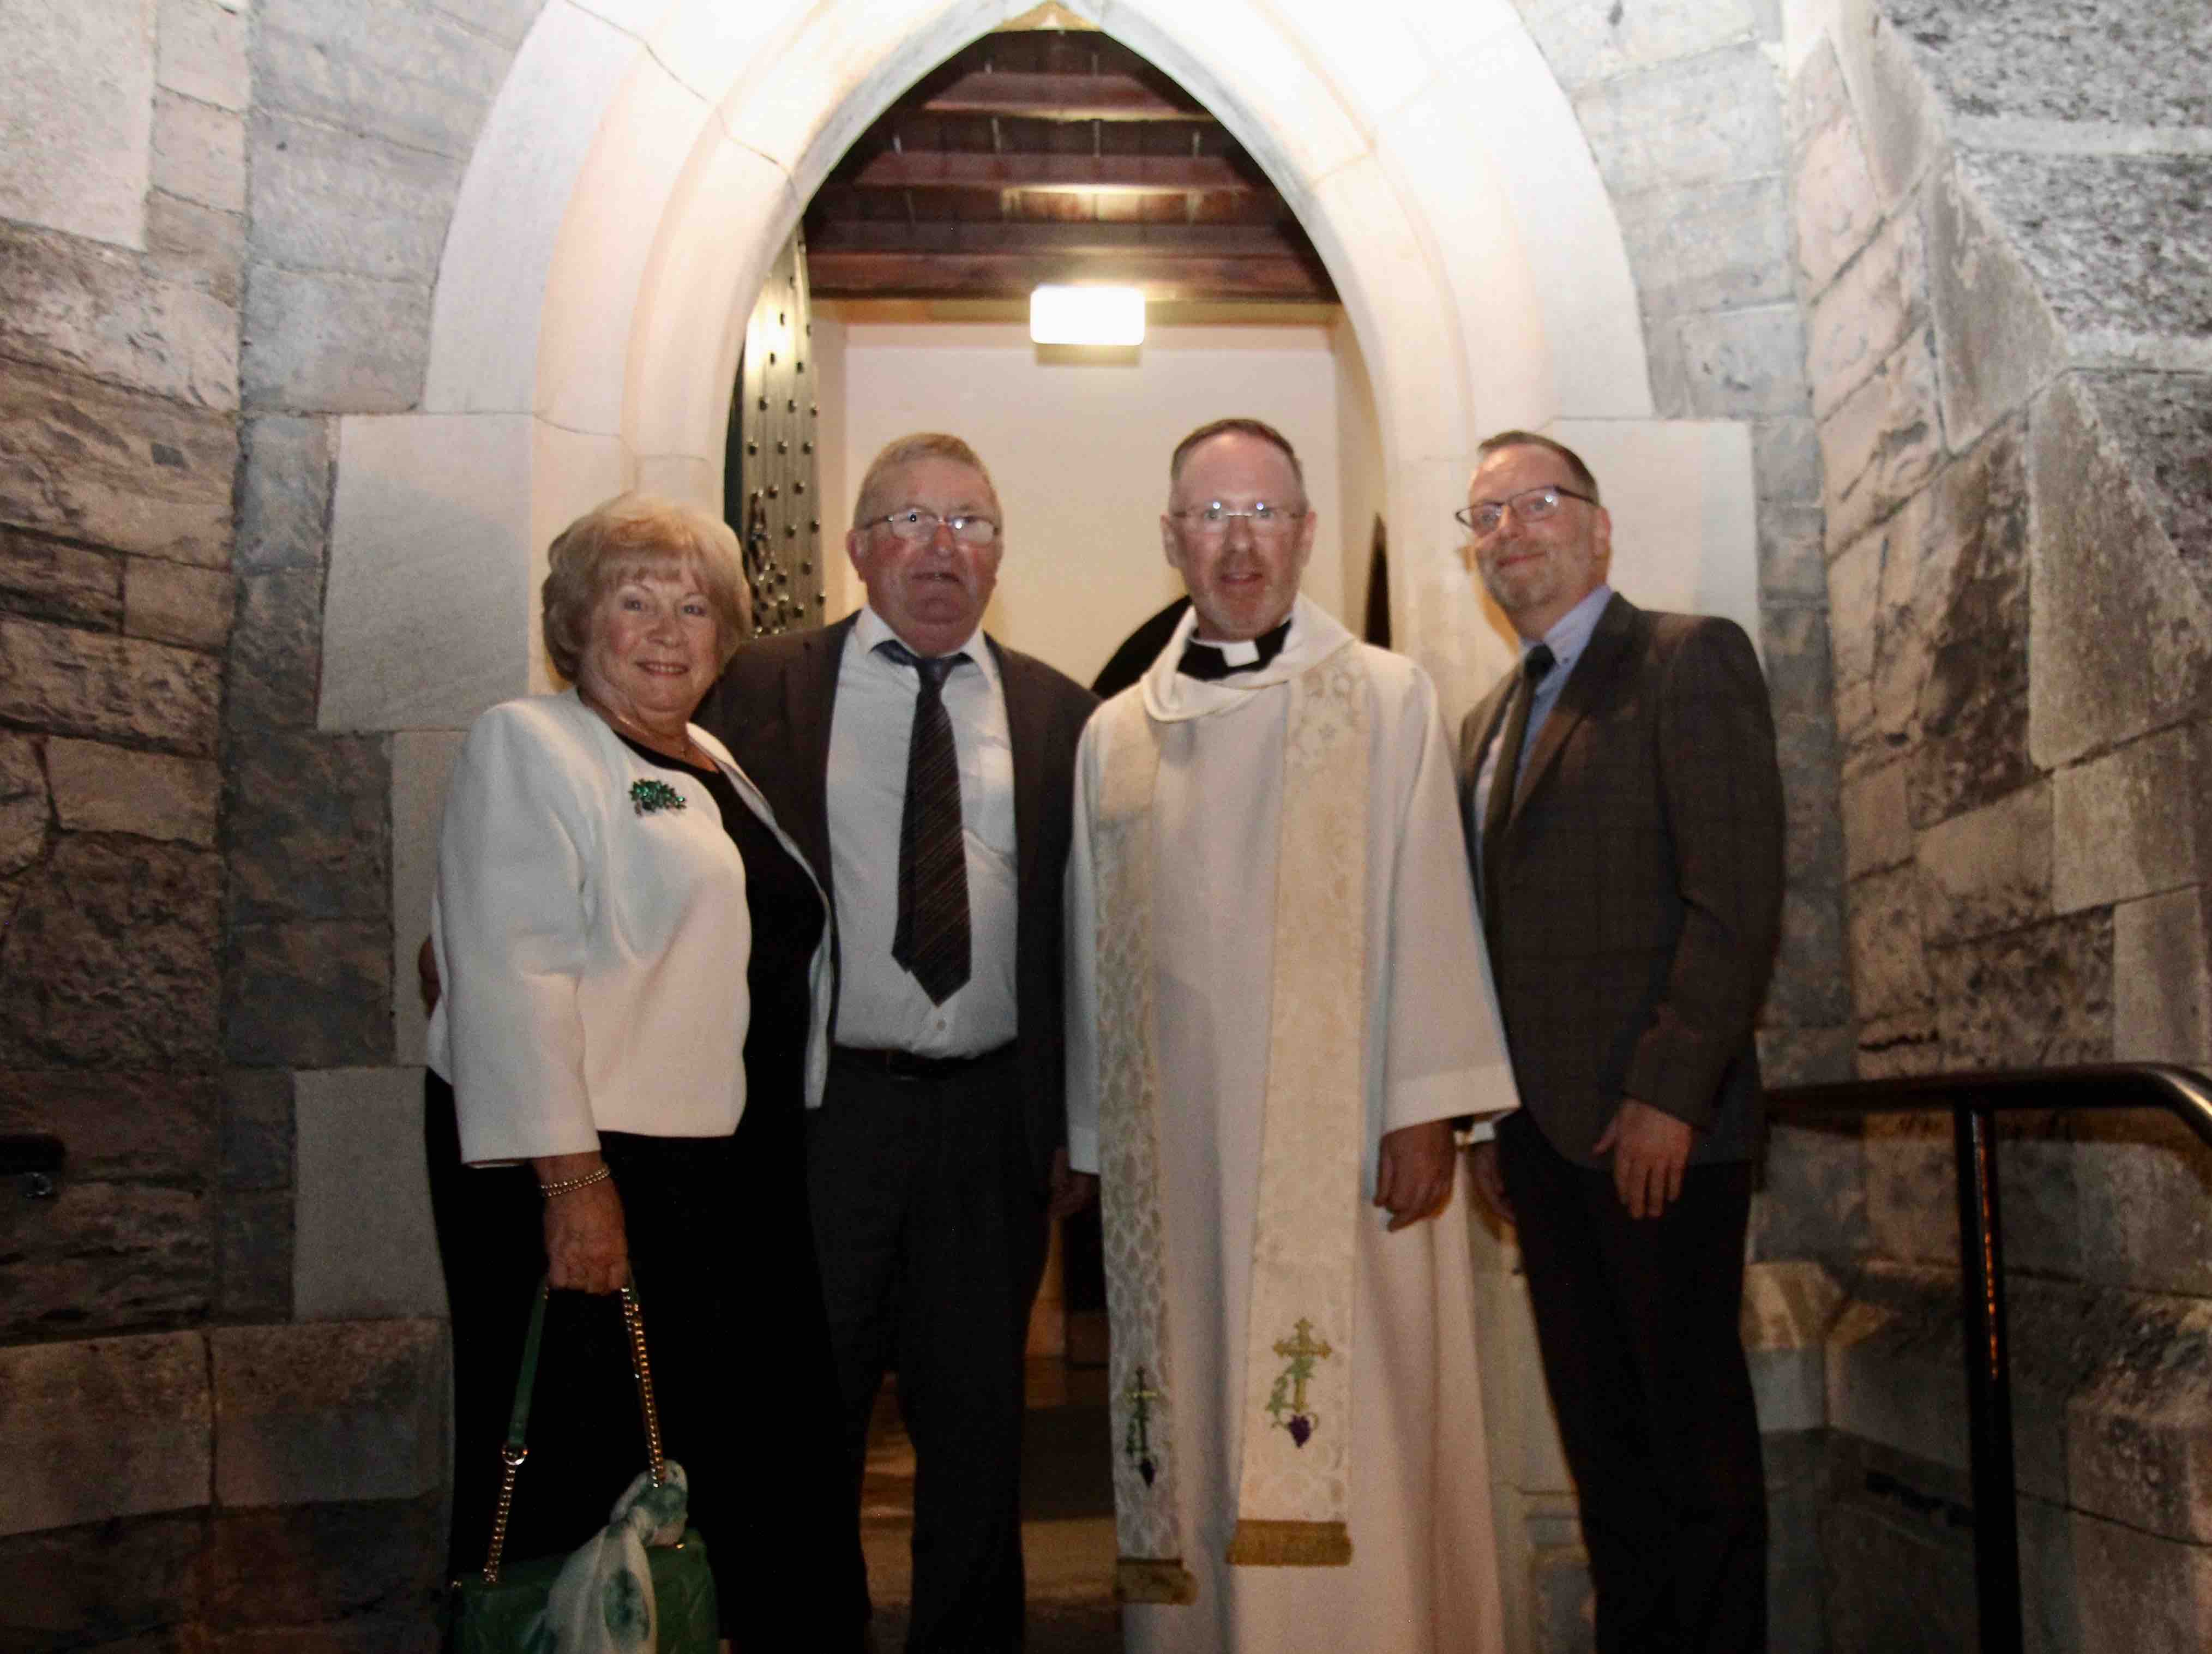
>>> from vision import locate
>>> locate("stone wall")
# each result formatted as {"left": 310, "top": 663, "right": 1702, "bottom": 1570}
{"left": 1774, "top": 0, "right": 2212, "bottom": 1646}
{"left": 0, "top": 1319, "right": 449, "bottom": 1650}
{"left": 0, "top": 2, "right": 476, "bottom": 1646}
{"left": 221, "top": 0, "right": 530, "bottom": 1316}
{"left": 1, "top": 0, "right": 239, "bottom": 1347}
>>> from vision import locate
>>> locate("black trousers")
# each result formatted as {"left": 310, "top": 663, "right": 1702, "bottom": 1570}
{"left": 1498, "top": 1110, "right": 1768, "bottom": 1654}
{"left": 807, "top": 1046, "right": 1049, "bottom": 1654}
{"left": 426, "top": 1074, "right": 856, "bottom": 1647}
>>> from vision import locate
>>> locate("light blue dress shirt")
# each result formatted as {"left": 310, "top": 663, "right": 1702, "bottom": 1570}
{"left": 1471, "top": 582, "right": 1615, "bottom": 886}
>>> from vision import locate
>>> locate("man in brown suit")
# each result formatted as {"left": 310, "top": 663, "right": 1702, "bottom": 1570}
{"left": 1457, "top": 430, "right": 1784, "bottom": 1653}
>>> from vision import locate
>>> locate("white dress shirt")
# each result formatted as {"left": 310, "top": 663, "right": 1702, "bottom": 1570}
{"left": 825, "top": 605, "right": 1019, "bottom": 1055}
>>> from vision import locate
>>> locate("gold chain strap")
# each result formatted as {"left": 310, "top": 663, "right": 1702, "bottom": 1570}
{"left": 482, "top": 1442, "right": 528, "bottom": 1585}
{"left": 475, "top": 1278, "right": 667, "bottom": 1585}
{"left": 618, "top": 1284, "right": 668, "bottom": 1487}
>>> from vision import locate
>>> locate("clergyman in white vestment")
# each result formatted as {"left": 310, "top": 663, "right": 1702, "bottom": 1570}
{"left": 1066, "top": 419, "right": 1520, "bottom": 1653}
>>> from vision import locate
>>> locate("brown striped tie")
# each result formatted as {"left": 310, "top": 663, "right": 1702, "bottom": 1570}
{"left": 879, "top": 640, "right": 971, "bottom": 1004}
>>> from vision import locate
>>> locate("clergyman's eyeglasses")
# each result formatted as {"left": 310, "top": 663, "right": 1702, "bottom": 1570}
{"left": 1169, "top": 501, "right": 1309, "bottom": 541}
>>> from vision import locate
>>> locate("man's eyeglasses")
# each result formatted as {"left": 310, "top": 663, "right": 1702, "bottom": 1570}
{"left": 1169, "top": 501, "right": 1309, "bottom": 540}
{"left": 1454, "top": 485, "right": 1597, "bottom": 537}
{"left": 867, "top": 508, "right": 1000, "bottom": 547}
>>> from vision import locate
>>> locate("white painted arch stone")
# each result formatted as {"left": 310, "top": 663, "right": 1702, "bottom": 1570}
{"left": 327, "top": 0, "right": 1773, "bottom": 735}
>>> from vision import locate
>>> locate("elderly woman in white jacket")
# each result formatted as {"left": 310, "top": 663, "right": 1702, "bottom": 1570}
{"left": 423, "top": 494, "right": 854, "bottom": 1646}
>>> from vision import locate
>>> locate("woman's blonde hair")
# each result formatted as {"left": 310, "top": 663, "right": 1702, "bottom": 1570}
{"left": 540, "top": 493, "right": 751, "bottom": 682}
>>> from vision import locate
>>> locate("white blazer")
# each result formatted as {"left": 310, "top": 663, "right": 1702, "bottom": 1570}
{"left": 426, "top": 689, "right": 834, "bottom": 1165}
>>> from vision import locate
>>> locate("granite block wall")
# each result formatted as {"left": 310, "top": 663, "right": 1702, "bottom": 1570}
{"left": 0, "top": 2, "right": 507, "bottom": 1645}
{"left": 1, "top": 0, "right": 241, "bottom": 1353}
{"left": 1780, "top": 1, "right": 2212, "bottom": 1647}
{"left": 0, "top": 1319, "right": 449, "bottom": 1649}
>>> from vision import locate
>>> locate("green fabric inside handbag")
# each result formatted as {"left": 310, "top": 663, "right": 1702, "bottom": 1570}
{"left": 449, "top": 1528, "right": 715, "bottom": 1654}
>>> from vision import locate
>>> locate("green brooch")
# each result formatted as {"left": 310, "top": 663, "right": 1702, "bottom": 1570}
{"left": 629, "top": 778, "right": 686, "bottom": 816}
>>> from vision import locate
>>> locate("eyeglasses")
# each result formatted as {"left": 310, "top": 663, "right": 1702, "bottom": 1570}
{"left": 1169, "top": 501, "right": 1308, "bottom": 540}
{"left": 1454, "top": 485, "right": 1597, "bottom": 537}
{"left": 867, "top": 508, "right": 1000, "bottom": 547}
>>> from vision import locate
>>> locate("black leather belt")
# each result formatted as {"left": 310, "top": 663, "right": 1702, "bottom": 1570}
{"left": 832, "top": 1042, "right": 1015, "bottom": 1083}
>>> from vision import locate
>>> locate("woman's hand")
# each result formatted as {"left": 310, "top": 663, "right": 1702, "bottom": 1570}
{"left": 534, "top": 1153, "right": 629, "bottom": 1293}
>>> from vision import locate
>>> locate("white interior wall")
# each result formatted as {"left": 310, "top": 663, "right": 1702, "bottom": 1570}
{"left": 827, "top": 315, "right": 1348, "bottom": 689}
{"left": 1553, "top": 418, "right": 1763, "bottom": 657}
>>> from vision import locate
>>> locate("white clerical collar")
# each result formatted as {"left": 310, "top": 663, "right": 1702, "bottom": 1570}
{"left": 1194, "top": 634, "right": 1263, "bottom": 667}
{"left": 1140, "top": 596, "right": 1354, "bottom": 723}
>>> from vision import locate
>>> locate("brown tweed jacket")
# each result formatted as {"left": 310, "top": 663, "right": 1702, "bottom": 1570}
{"left": 1458, "top": 593, "right": 1784, "bottom": 1170}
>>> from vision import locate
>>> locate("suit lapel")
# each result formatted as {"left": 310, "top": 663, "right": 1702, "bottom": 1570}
{"left": 1463, "top": 678, "right": 1514, "bottom": 786}
{"left": 782, "top": 615, "right": 851, "bottom": 895}
{"left": 1505, "top": 592, "right": 1639, "bottom": 831}
{"left": 990, "top": 636, "right": 1043, "bottom": 901}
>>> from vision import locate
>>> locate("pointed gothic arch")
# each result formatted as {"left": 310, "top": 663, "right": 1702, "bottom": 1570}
{"left": 325, "top": 0, "right": 1684, "bottom": 737}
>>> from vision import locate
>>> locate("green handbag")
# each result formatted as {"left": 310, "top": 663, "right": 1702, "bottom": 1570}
{"left": 448, "top": 1280, "right": 718, "bottom": 1653}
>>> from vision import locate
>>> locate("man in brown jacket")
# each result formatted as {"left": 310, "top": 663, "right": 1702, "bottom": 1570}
{"left": 1457, "top": 430, "right": 1784, "bottom": 1653}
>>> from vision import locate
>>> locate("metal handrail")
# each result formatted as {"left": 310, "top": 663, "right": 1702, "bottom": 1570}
{"left": 1770, "top": 1061, "right": 2212, "bottom": 1135}
{"left": 1765, "top": 1062, "right": 2212, "bottom": 1654}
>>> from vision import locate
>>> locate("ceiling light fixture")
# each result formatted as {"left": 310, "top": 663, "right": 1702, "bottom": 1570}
{"left": 1030, "top": 285, "right": 1145, "bottom": 346}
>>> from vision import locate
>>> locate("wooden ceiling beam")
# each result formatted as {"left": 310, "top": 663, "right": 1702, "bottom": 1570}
{"left": 921, "top": 69, "right": 1204, "bottom": 122}
{"left": 850, "top": 150, "right": 1253, "bottom": 194}
{"left": 808, "top": 220, "right": 1310, "bottom": 256}
{"left": 807, "top": 248, "right": 1332, "bottom": 302}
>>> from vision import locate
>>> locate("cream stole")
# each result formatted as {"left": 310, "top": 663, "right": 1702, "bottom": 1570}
{"left": 1092, "top": 641, "right": 1371, "bottom": 1603}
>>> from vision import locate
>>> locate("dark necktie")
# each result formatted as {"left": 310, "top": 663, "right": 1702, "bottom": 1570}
{"left": 877, "top": 640, "right": 971, "bottom": 1005}
{"left": 1177, "top": 617, "right": 1291, "bottom": 681}
{"left": 1481, "top": 642, "right": 1556, "bottom": 935}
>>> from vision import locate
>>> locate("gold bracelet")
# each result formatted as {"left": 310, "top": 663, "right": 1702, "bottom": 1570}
{"left": 539, "top": 1164, "right": 612, "bottom": 1197}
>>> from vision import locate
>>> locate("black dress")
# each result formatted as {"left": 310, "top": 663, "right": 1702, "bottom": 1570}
{"left": 427, "top": 740, "right": 854, "bottom": 1646}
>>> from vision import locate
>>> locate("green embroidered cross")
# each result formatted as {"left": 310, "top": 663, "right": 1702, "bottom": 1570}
{"left": 630, "top": 778, "right": 686, "bottom": 815}
{"left": 1123, "top": 1365, "right": 1162, "bottom": 1487}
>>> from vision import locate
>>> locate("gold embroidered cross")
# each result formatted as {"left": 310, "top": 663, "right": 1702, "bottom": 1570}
{"left": 1271, "top": 1318, "right": 1332, "bottom": 1418}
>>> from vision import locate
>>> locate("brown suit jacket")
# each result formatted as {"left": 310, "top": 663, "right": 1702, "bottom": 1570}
{"left": 697, "top": 614, "right": 1098, "bottom": 1189}
{"left": 1458, "top": 593, "right": 1784, "bottom": 1169}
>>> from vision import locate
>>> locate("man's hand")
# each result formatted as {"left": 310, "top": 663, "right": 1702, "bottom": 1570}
{"left": 534, "top": 1153, "right": 629, "bottom": 1293}
{"left": 1592, "top": 1099, "right": 1691, "bottom": 1220}
{"left": 1374, "top": 1119, "right": 1456, "bottom": 1232}
{"left": 1047, "top": 1146, "right": 1096, "bottom": 1221}
{"left": 1467, "top": 1139, "right": 1514, "bottom": 1225}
